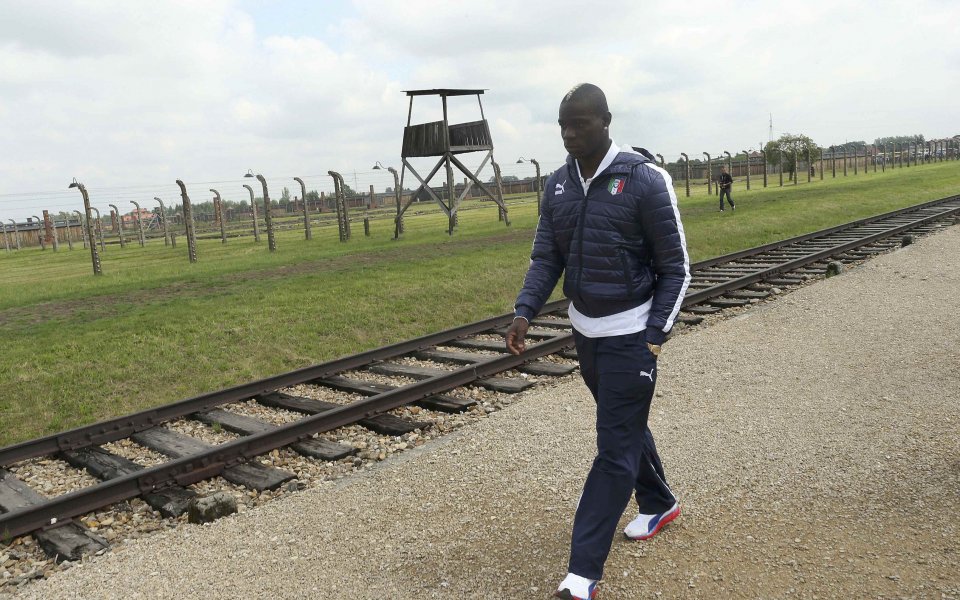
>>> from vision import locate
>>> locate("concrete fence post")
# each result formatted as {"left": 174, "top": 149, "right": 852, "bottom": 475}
{"left": 32, "top": 216, "right": 45, "bottom": 250}
{"left": 760, "top": 149, "right": 768, "bottom": 187}
{"left": 742, "top": 150, "right": 751, "bottom": 190}
{"left": 90, "top": 208, "right": 105, "bottom": 252}
{"left": 68, "top": 181, "right": 102, "bottom": 275}
{"left": 8, "top": 219, "right": 20, "bottom": 251}
{"left": 328, "top": 171, "right": 351, "bottom": 242}
{"left": 108, "top": 204, "right": 126, "bottom": 248}
{"left": 73, "top": 211, "right": 85, "bottom": 249}
{"left": 1, "top": 221, "right": 9, "bottom": 252}
{"left": 155, "top": 198, "right": 171, "bottom": 246}
{"left": 242, "top": 184, "right": 261, "bottom": 243}
{"left": 175, "top": 179, "right": 199, "bottom": 263}
{"left": 702, "top": 152, "right": 712, "bottom": 195}
{"left": 293, "top": 177, "right": 312, "bottom": 241}
{"left": 655, "top": 154, "right": 665, "bottom": 170}
{"left": 246, "top": 174, "right": 276, "bottom": 252}
{"left": 130, "top": 201, "right": 146, "bottom": 246}
{"left": 209, "top": 190, "right": 227, "bottom": 244}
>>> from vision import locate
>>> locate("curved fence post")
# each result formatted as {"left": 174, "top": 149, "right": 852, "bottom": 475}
{"left": 528, "top": 158, "right": 542, "bottom": 216}
{"left": 72, "top": 211, "right": 85, "bottom": 249}
{"left": 154, "top": 197, "right": 171, "bottom": 246}
{"left": 108, "top": 204, "right": 126, "bottom": 248}
{"left": 90, "top": 207, "right": 105, "bottom": 252}
{"left": 327, "top": 171, "right": 351, "bottom": 242}
{"left": 68, "top": 181, "right": 102, "bottom": 275}
{"left": 8, "top": 219, "right": 20, "bottom": 251}
{"left": 242, "top": 184, "right": 261, "bottom": 243}
{"left": 293, "top": 177, "right": 312, "bottom": 241}
{"left": 175, "top": 180, "right": 198, "bottom": 263}
{"left": 130, "top": 201, "right": 146, "bottom": 246}
{"left": 680, "top": 153, "right": 690, "bottom": 197}
{"left": 32, "top": 215, "right": 45, "bottom": 250}
{"left": 209, "top": 189, "right": 227, "bottom": 244}
{"left": 243, "top": 172, "right": 275, "bottom": 251}
{"left": 258, "top": 175, "right": 276, "bottom": 251}
{"left": 374, "top": 163, "right": 404, "bottom": 238}
{"left": 702, "top": 152, "right": 712, "bottom": 195}
{"left": 655, "top": 153, "right": 665, "bottom": 170}
{"left": 1, "top": 221, "right": 9, "bottom": 252}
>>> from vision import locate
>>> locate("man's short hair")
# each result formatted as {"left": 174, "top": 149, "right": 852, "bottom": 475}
{"left": 562, "top": 83, "right": 608, "bottom": 115}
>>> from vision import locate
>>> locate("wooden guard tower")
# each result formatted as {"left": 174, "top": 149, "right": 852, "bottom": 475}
{"left": 398, "top": 89, "right": 508, "bottom": 234}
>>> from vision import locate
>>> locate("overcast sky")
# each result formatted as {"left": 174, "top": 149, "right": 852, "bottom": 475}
{"left": 1, "top": 0, "right": 958, "bottom": 220}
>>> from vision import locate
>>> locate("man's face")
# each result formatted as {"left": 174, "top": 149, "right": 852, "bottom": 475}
{"left": 558, "top": 100, "right": 609, "bottom": 159}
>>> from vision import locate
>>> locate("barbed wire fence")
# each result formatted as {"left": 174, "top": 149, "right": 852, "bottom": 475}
{"left": 1, "top": 139, "right": 957, "bottom": 275}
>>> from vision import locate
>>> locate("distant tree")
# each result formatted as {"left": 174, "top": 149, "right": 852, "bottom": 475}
{"left": 874, "top": 134, "right": 924, "bottom": 147}
{"left": 764, "top": 133, "right": 821, "bottom": 180}
{"left": 279, "top": 186, "right": 292, "bottom": 208}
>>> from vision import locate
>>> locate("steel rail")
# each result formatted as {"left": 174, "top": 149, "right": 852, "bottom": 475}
{"left": 693, "top": 194, "right": 960, "bottom": 269}
{"left": 0, "top": 299, "right": 569, "bottom": 467}
{"left": 687, "top": 202, "right": 960, "bottom": 304}
{"left": 685, "top": 202, "right": 960, "bottom": 305}
{"left": 0, "top": 334, "right": 573, "bottom": 539}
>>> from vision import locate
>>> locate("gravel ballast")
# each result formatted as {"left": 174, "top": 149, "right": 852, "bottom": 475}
{"left": 16, "top": 224, "right": 960, "bottom": 599}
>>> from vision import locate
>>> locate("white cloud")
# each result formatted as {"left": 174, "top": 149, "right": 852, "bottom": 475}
{"left": 0, "top": 0, "right": 958, "bottom": 219}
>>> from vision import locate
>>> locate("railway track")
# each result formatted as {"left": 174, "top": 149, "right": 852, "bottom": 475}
{"left": 1, "top": 194, "right": 958, "bottom": 568}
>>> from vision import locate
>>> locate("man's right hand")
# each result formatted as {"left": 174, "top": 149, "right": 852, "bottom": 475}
{"left": 505, "top": 317, "right": 529, "bottom": 355}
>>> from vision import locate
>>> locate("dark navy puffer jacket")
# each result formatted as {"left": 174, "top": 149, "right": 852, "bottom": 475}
{"left": 514, "top": 150, "right": 690, "bottom": 345}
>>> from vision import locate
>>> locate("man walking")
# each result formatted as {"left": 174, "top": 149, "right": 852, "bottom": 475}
{"left": 718, "top": 165, "right": 735, "bottom": 211}
{"left": 505, "top": 83, "right": 690, "bottom": 600}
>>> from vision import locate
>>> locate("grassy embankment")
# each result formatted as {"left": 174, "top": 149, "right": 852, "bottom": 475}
{"left": 0, "top": 160, "right": 957, "bottom": 446}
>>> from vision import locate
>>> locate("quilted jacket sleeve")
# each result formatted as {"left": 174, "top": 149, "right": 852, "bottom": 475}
{"left": 513, "top": 187, "right": 565, "bottom": 321}
{"left": 637, "top": 165, "right": 691, "bottom": 345}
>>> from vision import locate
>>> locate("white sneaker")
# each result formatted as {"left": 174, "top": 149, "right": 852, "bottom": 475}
{"left": 554, "top": 573, "right": 598, "bottom": 599}
{"left": 623, "top": 502, "right": 680, "bottom": 540}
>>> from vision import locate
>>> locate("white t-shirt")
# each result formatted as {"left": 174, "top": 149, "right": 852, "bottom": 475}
{"left": 568, "top": 142, "right": 652, "bottom": 338}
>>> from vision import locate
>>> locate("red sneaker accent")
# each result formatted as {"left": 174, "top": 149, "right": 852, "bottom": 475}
{"left": 627, "top": 504, "right": 681, "bottom": 541}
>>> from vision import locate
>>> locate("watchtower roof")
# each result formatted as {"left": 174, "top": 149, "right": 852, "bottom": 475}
{"left": 402, "top": 89, "right": 487, "bottom": 97}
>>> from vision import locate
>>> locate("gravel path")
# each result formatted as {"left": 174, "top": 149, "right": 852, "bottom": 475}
{"left": 16, "top": 224, "right": 960, "bottom": 599}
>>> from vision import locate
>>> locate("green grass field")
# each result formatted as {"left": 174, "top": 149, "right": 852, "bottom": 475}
{"left": 1, "top": 161, "right": 957, "bottom": 446}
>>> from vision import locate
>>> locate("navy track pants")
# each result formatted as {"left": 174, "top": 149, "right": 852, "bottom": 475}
{"left": 568, "top": 329, "right": 676, "bottom": 580}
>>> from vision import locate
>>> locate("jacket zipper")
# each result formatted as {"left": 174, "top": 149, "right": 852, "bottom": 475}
{"left": 574, "top": 177, "right": 590, "bottom": 295}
